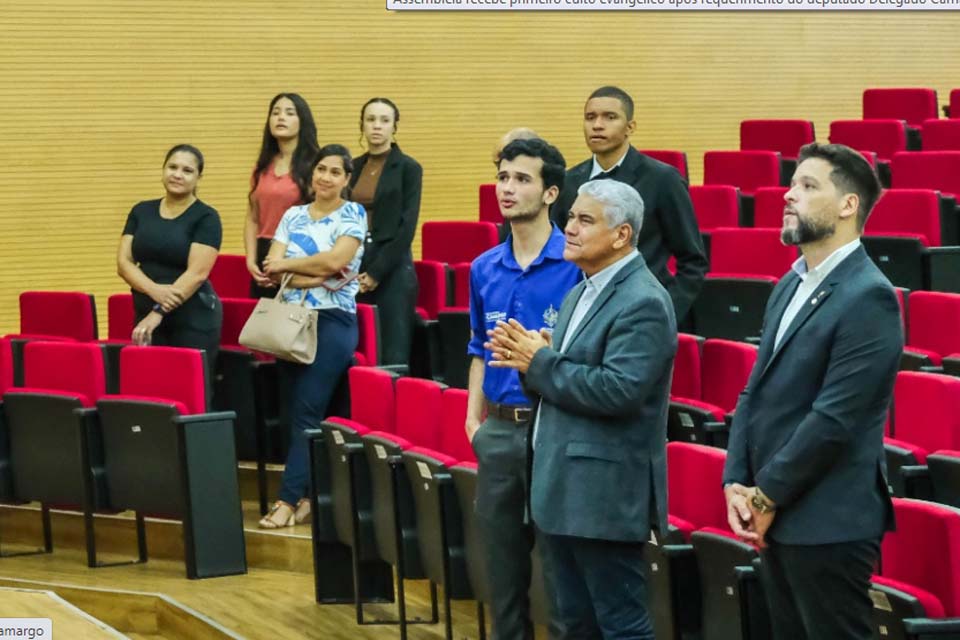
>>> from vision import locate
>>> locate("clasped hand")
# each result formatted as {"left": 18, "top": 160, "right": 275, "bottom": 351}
{"left": 724, "top": 483, "right": 776, "bottom": 548}
{"left": 485, "top": 319, "right": 551, "bottom": 374}
{"left": 261, "top": 256, "right": 289, "bottom": 280}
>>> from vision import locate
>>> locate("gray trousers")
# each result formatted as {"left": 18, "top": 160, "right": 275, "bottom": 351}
{"left": 473, "top": 415, "right": 535, "bottom": 640}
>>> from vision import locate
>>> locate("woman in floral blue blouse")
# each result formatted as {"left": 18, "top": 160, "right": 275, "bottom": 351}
{"left": 259, "top": 144, "right": 366, "bottom": 528}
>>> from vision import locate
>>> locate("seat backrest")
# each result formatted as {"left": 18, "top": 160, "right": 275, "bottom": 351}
{"left": 882, "top": 498, "right": 960, "bottom": 617}
{"left": 701, "top": 339, "right": 758, "bottom": 412}
{"left": 865, "top": 189, "right": 941, "bottom": 246}
{"left": 951, "top": 90, "right": 960, "bottom": 120}
{"left": 667, "top": 442, "right": 729, "bottom": 531}
{"left": 439, "top": 388, "right": 475, "bottom": 464}
{"left": 708, "top": 228, "right": 797, "bottom": 278}
{"left": 220, "top": 297, "right": 257, "bottom": 347}
{"left": 478, "top": 183, "right": 502, "bottom": 224}
{"left": 20, "top": 341, "right": 106, "bottom": 405}
{"left": 421, "top": 221, "right": 500, "bottom": 265}
{"left": 348, "top": 366, "right": 396, "bottom": 432}
{"left": 639, "top": 149, "right": 689, "bottom": 179}
{"left": 671, "top": 333, "right": 703, "bottom": 399}
{"left": 107, "top": 293, "right": 135, "bottom": 341}
{"left": 863, "top": 88, "right": 939, "bottom": 126}
{"left": 907, "top": 291, "right": 960, "bottom": 357}
{"left": 0, "top": 337, "right": 11, "bottom": 395}
{"left": 119, "top": 346, "right": 207, "bottom": 415}
{"left": 893, "top": 371, "right": 960, "bottom": 452}
{"left": 829, "top": 120, "right": 907, "bottom": 162}
{"left": 19, "top": 291, "right": 98, "bottom": 342}
{"left": 921, "top": 119, "right": 960, "bottom": 151}
{"left": 689, "top": 185, "right": 740, "bottom": 230}
{"left": 452, "top": 262, "right": 472, "bottom": 308}
{"left": 394, "top": 377, "right": 444, "bottom": 450}
{"left": 739, "top": 119, "right": 815, "bottom": 159}
{"left": 703, "top": 151, "right": 781, "bottom": 195}
{"left": 355, "top": 303, "right": 379, "bottom": 366}
{"left": 208, "top": 254, "right": 250, "bottom": 299}
{"left": 752, "top": 186, "right": 789, "bottom": 229}
{"left": 891, "top": 151, "right": 960, "bottom": 197}
{"left": 413, "top": 260, "right": 447, "bottom": 320}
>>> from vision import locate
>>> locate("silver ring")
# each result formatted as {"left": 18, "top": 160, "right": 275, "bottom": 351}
{"left": 507, "top": 349, "right": 512, "bottom": 359}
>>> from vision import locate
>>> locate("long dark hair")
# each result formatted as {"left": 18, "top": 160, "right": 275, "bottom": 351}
{"left": 313, "top": 144, "right": 354, "bottom": 200}
{"left": 250, "top": 93, "right": 319, "bottom": 203}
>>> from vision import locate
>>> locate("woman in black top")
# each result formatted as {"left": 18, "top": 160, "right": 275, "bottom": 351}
{"left": 350, "top": 97, "right": 422, "bottom": 366}
{"left": 117, "top": 144, "right": 223, "bottom": 373}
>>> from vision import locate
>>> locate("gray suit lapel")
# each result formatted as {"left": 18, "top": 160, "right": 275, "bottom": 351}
{"left": 562, "top": 256, "right": 644, "bottom": 351}
{"left": 551, "top": 280, "right": 586, "bottom": 349}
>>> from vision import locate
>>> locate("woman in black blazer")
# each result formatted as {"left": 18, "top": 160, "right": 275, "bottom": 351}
{"left": 350, "top": 98, "right": 423, "bottom": 366}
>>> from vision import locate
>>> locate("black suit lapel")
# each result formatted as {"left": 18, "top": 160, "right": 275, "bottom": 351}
{"left": 755, "top": 272, "right": 801, "bottom": 370}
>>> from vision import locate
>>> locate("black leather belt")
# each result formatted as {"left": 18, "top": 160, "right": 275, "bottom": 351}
{"left": 486, "top": 401, "right": 533, "bottom": 424}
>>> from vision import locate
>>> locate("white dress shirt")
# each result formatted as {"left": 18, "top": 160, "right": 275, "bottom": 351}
{"left": 589, "top": 150, "right": 629, "bottom": 179}
{"left": 774, "top": 238, "right": 861, "bottom": 349}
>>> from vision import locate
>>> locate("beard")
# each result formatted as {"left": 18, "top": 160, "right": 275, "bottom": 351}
{"left": 781, "top": 214, "right": 835, "bottom": 246}
{"left": 502, "top": 206, "right": 542, "bottom": 224}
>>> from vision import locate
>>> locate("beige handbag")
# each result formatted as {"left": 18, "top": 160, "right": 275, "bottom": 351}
{"left": 239, "top": 274, "right": 318, "bottom": 364}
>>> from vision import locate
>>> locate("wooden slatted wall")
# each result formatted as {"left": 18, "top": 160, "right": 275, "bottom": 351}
{"left": 0, "top": 2, "right": 958, "bottom": 334}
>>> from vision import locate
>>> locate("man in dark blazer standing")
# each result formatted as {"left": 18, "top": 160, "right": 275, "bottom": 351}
{"left": 722, "top": 143, "right": 902, "bottom": 640}
{"left": 552, "top": 85, "right": 707, "bottom": 325}
{"left": 490, "top": 179, "right": 677, "bottom": 639}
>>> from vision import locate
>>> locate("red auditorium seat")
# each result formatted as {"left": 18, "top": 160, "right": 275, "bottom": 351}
{"left": 884, "top": 371, "right": 960, "bottom": 499}
{"left": 413, "top": 260, "right": 447, "bottom": 320}
{"left": 639, "top": 149, "right": 689, "bottom": 179}
{"left": 863, "top": 87, "right": 939, "bottom": 127}
{"left": 751, "top": 186, "right": 788, "bottom": 229}
{"left": 669, "top": 338, "right": 758, "bottom": 447}
{"left": 950, "top": 89, "right": 960, "bottom": 119}
{"left": 921, "top": 119, "right": 960, "bottom": 151}
{"left": 19, "top": 291, "right": 97, "bottom": 342}
{"left": 107, "top": 293, "right": 135, "bottom": 341}
{"left": 355, "top": 303, "right": 380, "bottom": 367}
{"left": 689, "top": 185, "right": 741, "bottom": 238}
{"left": 905, "top": 292, "right": 960, "bottom": 367}
{"left": 1, "top": 341, "right": 110, "bottom": 559}
{"left": 421, "top": 221, "right": 499, "bottom": 265}
{"left": 478, "top": 183, "right": 502, "bottom": 225}
{"left": 740, "top": 119, "right": 815, "bottom": 181}
{"left": 94, "top": 346, "right": 245, "bottom": 578}
{"left": 703, "top": 150, "right": 782, "bottom": 197}
{"left": 208, "top": 254, "right": 251, "bottom": 299}
{"left": 869, "top": 498, "right": 960, "bottom": 639}
{"left": 692, "top": 228, "right": 797, "bottom": 341}
{"left": 891, "top": 151, "right": 960, "bottom": 198}
{"left": 862, "top": 189, "right": 954, "bottom": 291}
{"left": 829, "top": 119, "right": 907, "bottom": 186}
{"left": 670, "top": 333, "right": 703, "bottom": 401}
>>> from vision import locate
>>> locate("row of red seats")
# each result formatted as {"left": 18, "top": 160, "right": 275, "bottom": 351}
{"left": 657, "top": 441, "right": 960, "bottom": 640}
{"left": 0, "top": 339, "right": 245, "bottom": 577}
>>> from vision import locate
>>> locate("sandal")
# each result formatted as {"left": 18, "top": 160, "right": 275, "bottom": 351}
{"left": 294, "top": 498, "right": 311, "bottom": 524}
{"left": 259, "top": 500, "right": 296, "bottom": 529}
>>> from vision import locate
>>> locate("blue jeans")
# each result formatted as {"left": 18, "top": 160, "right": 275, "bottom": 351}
{"left": 538, "top": 532, "right": 654, "bottom": 640}
{"left": 276, "top": 309, "right": 357, "bottom": 505}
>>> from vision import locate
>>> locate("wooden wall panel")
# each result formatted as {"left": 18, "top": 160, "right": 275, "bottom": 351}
{"left": 0, "top": 2, "right": 958, "bottom": 333}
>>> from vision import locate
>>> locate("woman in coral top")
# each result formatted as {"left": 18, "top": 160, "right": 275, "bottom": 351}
{"left": 244, "top": 93, "right": 319, "bottom": 297}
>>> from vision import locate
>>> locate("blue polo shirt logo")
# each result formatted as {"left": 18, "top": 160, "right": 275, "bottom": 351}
{"left": 543, "top": 304, "right": 559, "bottom": 329}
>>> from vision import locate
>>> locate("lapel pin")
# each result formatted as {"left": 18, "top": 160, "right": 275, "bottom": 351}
{"left": 811, "top": 290, "right": 827, "bottom": 306}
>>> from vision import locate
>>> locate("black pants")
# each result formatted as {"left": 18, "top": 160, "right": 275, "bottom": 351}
{"left": 758, "top": 537, "right": 880, "bottom": 640}
{"left": 472, "top": 415, "right": 535, "bottom": 640}
{"left": 133, "top": 285, "right": 222, "bottom": 377}
{"left": 250, "top": 237, "right": 276, "bottom": 299}
{"left": 356, "top": 258, "right": 417, "bottom": 367}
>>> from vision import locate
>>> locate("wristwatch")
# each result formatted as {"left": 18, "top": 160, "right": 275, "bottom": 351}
{"left": 151, "top": 303, "right": 168, "bottom": 316}
{"left": 751, "top": 486, "right": 776, "bottom": 515}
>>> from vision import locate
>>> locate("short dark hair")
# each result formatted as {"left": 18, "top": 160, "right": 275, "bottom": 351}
{"left": 587, "top": 85, "right": 635, "bottom": 120}
{"left": 797, "top": 143, "right": 882, "bottom": 231}
{"left": 313, "top": 144, "right": 354, "bottom": 199}
{"left": 164, "top": 143, "right": 204, "bottom": 175}
{"left": 498, "top": 137, "right": 567, "bottom": 192}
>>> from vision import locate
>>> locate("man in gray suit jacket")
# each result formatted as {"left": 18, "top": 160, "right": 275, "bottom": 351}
{"left": 489, "top": 179, "right": 677, "bottom": 639}
{"left": 723, "top": 143, "right": 902, "bottom": 640}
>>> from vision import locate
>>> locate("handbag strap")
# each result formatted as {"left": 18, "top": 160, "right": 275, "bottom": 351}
{"left": 274, "top": 273, "right": 310, "bottom": 307}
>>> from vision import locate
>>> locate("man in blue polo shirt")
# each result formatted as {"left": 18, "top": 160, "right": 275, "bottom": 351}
{"left": 466, "top": 137, "right": 582, "bottom": 640}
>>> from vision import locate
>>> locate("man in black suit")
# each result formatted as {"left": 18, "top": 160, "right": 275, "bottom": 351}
{"left": 722, "top": 143, "right": 902, "bottom": 640}
{"left": 490, "top": 179, "right": 676, "bottom": 639}
{"left": 552, "top": 85, "right": 707, "bottom": 325}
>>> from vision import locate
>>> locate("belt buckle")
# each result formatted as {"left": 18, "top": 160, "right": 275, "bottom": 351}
{"left": 513, "top": 407, "right": 526, "bottom": 422}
